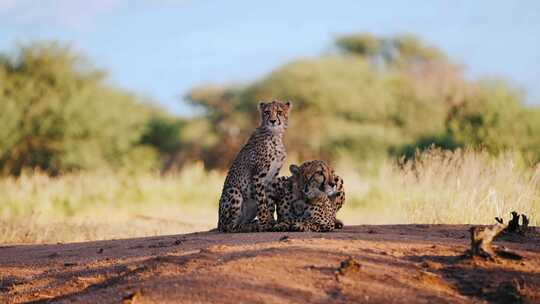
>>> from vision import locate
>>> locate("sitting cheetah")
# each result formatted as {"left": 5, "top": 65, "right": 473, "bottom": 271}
{"left": 217, "top": 100, "right": 292, "bottom": 233}
{"left": 268, "top": 160, "right": 346, "bottom": 232}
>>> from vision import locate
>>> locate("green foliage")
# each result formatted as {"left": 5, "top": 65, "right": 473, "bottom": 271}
{"left": 0, "top": 42, "right": 156, "bottom": 174}
{"left": 336, "top": 33, "right": 446, "bottom": 67}
{"left": 241, "top": 56, "right": 409, "bottom": 162}
{"left": 185, "top": 86, "right": 252, "bottom": 168}
{"left": 184, "top": 41, "right": 455, "bottom": 168}
{"left": 141, "top": 115, "right": 184, "bottom": 155}
{"left": 395, "top": 80, "right": 540, "bottom": 163}
{"left": 446, "top": 80, "right": 524, "bottom": 149}
{"left": 336, "top": 33, "right": 381, "bottom": 57}
{"left": 183, "top": 33, "right": 540, "bottom": 169}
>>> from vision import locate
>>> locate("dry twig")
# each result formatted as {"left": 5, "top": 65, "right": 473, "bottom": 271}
{"left": 469, "top": 223, "right": 507, "bottom": 259}
{"left": 469, "top": 211, "right": 531, "bottom": 260}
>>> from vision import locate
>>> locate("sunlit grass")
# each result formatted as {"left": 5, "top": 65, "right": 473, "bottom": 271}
{"left": 0, "top": 162, "right": 222, "bottom": 243}
{"left": 1, "top": 149, "right": 538, "bottom": 244}
{"left": 393, "top": 149, "right": 540, "bottom": 225}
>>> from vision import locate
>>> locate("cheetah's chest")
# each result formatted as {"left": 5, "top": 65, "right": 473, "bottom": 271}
{"left": 265, "top": 157, "right": 283, "bottom": 185}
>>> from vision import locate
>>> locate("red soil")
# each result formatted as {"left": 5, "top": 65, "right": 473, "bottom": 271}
{"left": 1, "top": 225, "right": 539, "bottom": 303}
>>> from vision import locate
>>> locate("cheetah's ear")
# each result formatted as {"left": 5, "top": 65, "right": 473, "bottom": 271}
{"left": 289, "top": 164, "right": 300, "bottom": 176}
{"left": 258, "top": 101, "right": 267, "bottom": 111}
{"left": 285, "top": 101, "right": 292, "bottom": 110}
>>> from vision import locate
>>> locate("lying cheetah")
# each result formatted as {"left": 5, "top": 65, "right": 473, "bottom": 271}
{"left": 268, "top": 160, "right": 345, "bottom": 232}
{"left": 291, "top": 193, "right": 336, "bottom": 232}
{"left": 217, "top": 100, "right": 292, "bottom": 233}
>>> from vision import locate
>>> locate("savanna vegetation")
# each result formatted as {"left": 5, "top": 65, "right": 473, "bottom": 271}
{"left": 1, "top": 34, "right": 539, "bottom": 243}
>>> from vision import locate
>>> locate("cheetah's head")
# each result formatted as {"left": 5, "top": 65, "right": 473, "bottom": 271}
{"left": 258, "top": 100, "right": 292, "bottom": 132}
{"left": 289, "top": 160, "right": 337, "bottom": 200}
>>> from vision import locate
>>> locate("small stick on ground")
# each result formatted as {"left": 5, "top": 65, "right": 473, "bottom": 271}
{"left": 519, "top": 215, "right": 530, "bottom": 235}
{"left": 469, "top": 222, "right": 507, "bottom": 259}
{"left": 507, "top": 211, "right": 520, "bottom": 233}
{"left": 469, "top": 220, "right": 524, "bottom": 261}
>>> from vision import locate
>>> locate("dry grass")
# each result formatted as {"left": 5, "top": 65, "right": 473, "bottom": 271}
{"left": 339, "top": 149, "right": 540, "bottom": 226}
{"left": 0, "top": 163, "right": 222, "bottom": 243}
{"left": 394, "top": 149, "right": 540, "bottom": 224}
{"left": 1, "top": 149, "right": 538, "bottom": 244}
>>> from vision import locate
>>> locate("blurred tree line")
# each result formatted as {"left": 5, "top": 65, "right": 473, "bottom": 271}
{"left": 184, "top": 33, "right": 540, "bottom": 169}
{"left": 1, "top": 35, "right": 539, "bottom": 176}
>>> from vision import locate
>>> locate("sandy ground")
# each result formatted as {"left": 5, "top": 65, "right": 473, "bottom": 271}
{"left": 1, "top": 225, "right": 539, "bottom": 304}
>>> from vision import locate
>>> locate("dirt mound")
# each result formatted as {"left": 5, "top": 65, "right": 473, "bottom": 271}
{"left": 1, "top": 225, "right": 539, "bottom": 303}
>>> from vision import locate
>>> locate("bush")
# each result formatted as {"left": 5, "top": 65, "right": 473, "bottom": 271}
{"left": 0, "top": 42, "right": 157, "bottom": 174}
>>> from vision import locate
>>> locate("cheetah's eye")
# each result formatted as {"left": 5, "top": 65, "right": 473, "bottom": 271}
{"left": 264, "top": 110, "right": 271, "bottom": 115}
{"left": 277, "top": 110, "right": 283, "bottom": 115}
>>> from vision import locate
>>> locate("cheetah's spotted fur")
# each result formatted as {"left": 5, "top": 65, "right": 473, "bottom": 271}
{"left": 268, "top": 160, "right": 346, "bottom": 232}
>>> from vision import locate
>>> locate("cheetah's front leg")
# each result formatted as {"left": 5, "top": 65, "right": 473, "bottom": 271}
{"left": 331, "top": 174, "right": 346, "bottom": 229}
{"left": 271, "top": 221, "right": 293, "bottom": 232}
{"left": 253, "top": 173, "right": 275, "bottom": 231}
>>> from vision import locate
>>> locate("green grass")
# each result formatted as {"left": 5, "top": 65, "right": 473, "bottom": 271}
{"left": 1, "top": 149, "right": 538, "bottom": 244}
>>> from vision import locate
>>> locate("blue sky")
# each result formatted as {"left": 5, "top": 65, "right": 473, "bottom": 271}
{"left": 1, "top": 0, "right": 539, "bottom": 115}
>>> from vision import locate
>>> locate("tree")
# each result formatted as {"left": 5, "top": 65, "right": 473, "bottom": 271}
{"left": 0, "top": 42, "right": 155, "bottom": 175}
